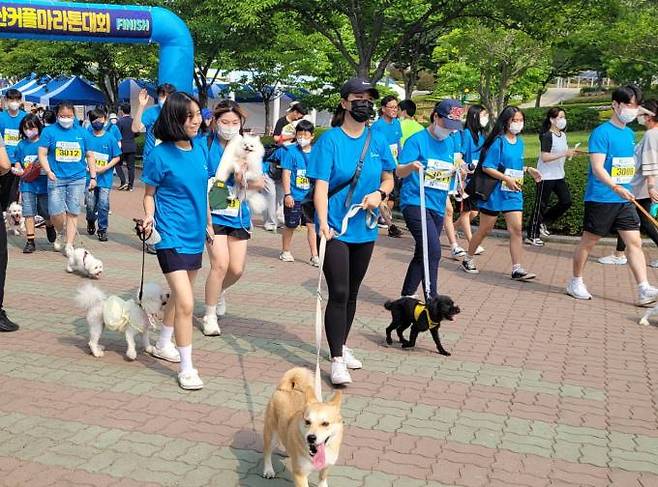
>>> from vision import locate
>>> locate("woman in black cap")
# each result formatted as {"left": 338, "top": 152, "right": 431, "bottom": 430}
{"left": 306, "top": 78, "right": 396, "bottom": 385}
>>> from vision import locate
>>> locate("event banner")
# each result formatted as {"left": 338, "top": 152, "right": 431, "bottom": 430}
{"left": 0, "top": 3, "right": 152, "bottom": 38}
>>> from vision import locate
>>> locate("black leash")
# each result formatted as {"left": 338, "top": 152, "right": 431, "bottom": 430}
{"left": 133, "top": 218, "right": 151, "bottom": 303}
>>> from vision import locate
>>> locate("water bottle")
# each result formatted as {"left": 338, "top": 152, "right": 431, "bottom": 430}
{"left": 651, "top": 203, "right": 658, "bottom": 218}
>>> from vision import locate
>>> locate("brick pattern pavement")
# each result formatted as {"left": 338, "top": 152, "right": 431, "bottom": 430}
{"left": 2, "top": 184, "right": 658, "bottom": 486}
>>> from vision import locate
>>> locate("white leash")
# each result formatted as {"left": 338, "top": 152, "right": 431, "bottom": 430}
{"left": 417, "top": 166, "right": 432, "bottom": 301}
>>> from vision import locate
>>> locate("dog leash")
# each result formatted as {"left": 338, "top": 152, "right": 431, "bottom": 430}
{"left": 417, "top": 166, "right": 432, "bottom": 301}
{"left": 632, "top": 198, "right": 658, "bottom": 229}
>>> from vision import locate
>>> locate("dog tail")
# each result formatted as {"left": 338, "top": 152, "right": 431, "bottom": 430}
{"left": 384, "top": 300, "right": 394, "bottom": 310}
{"left": 74, "top": 283, "right": 107, "bottom": 311}
{"left": 277, "top": 367, "right": 314, "bottom": 393}
{"left": 247, "top": 191, "right": 267, "bottom": 215}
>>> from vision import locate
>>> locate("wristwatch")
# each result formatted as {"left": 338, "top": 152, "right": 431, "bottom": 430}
{"left": 377, "top": 189, "right": 388, "bottom": 201}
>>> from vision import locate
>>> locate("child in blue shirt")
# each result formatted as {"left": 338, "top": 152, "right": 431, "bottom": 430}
{"left": 11, "top": 114, "right": 56, "bottom": 253}
{"left": 84, "top": 109, "right": 121, "bottom": 242}
{"left": 0, "top": 88, "right": 27, "bottom": 210}
{"left": 132, "top": 84, "right": 176, "bottom": 164}
{"left": 279, "top": 120, "right": 318, "bottom": 266}
{"left": 461, "top": 106, "right": 541, "bottom": 281}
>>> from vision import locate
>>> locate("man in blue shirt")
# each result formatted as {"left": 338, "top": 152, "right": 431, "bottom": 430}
{"left": 568, "top": 85, "right": 658, "bottom": 305}
{"left": 0, "top": 89, "right": 27, "bottom": 210}
{"left": 131, "top": 83, "right": 176, "bottom": 165}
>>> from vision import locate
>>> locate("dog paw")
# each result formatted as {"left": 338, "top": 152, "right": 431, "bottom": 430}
{"left": 262, "top": 467, "right": 276, "bottom": 479}
{"left": 385, "top": 336, "right": 393, "bottom": 345}
{"left": 401, "top": 341, "right": 413, "bottom": 349}
{"left": 66, "top": 266, "right": 73, "bottom": 273}
{"left": 126, "top": 350, "right": 137, "bottom": 361}
{"left": 90, "top": 347, "right": 104, "bottom": 358}
{"left": 640, "top": 318, "right": 650, "bottom": 326}
{"left": 438, "top": 350, "right": 451, "bottom": 356}
{"left": 144, "top": 345, "right": 155, "bottom": 354}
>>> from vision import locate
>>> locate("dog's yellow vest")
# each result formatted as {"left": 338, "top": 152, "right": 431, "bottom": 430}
{"left": 413, "top": 303, "right": 440, "bottom": 329}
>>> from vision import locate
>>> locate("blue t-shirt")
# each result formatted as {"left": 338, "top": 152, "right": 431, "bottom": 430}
{"left": 479, "top": 135, "right": 525, "bottom": 212}
{"left": 280, "top": 144, "right": 312, "bottom": 202}
{"left": 142, "top": 141, "right": 209, "bottom": 254}
{"left": 39, "top": 124, "right": 91, "bottom": 180}
{"left": 142, "top": 105, "right": 161, "bottom": 161}
{"left": 87, "top": 123, "right": 122, "bottom": 143}
{"left": 206, "top": 134, "right": 252, "bottom": 230}
{"left": 14, "top": 138, "right": 47, "bottom": 195}
{"left": 398, "top": 129, "right": 455, "bottom": 216}
{"left": 307, "top": 127, "right": 396, "bottom": 243}
{"left": 86, "top": 131, "right": 121, "bottom": 189}
{"left": 0, "top": 110, "right": 27, "bottom": 160}
{"left": 585, "top": 121, "right": 635, "bottom": 203}
{"left": 462, "top": 130, "right": 485, "bottom": 166}
{"left": 371, "top": 117, "right": 402, "bottom": 161}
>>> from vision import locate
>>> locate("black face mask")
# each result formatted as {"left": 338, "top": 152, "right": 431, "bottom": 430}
{"left": 349, "top": 99, "right": 374, "bottom": 123}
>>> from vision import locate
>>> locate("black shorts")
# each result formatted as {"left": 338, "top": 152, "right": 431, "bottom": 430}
{"left": 452, "top": 196, "right": 476, "bottom": 213}
{"left": 583, "top": 201, "right": 640, "bottom": 237}
{"left": 479, "top": 207, "right": 521, "bottom": 217}
{"left": 283, "top": 200, "right": 309, "bottom": 228}
{"left": 389, "top": 175, "right": 401, "bottom": 200}
{"left": 212, "top": 224, "right": 251, "bottom": 240}
{"left": 156, "top": 249, "right": 202, "bottom": 274}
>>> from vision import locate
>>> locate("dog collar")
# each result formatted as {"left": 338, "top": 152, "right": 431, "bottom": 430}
{"left": 413, "top": 303, "right": 439, "bottom": 329}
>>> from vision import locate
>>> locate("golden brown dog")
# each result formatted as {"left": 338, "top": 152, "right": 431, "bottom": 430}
{"left": 262, "top": 367, "right": 343, "bottom": 487}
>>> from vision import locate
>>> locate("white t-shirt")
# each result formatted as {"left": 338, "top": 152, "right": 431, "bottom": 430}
{"left": 630, "top": 127, "right": 658, "bottom": 199}
{"left": 537, "top": 130, "right": 568, "bottom": 180}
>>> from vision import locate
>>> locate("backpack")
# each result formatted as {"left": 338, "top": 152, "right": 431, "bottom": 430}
{"left": 264, "top": 144, "right": 288, "bottom": 181}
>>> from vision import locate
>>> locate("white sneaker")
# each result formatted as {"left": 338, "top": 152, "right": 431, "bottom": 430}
{"left": 53, "top": 234, "right": 64, "bottom": 252}
{"left": 146, "top": 342, "right": 181, "bottom": 363}
{"left": 310, "top": 256, "right": 320, "bottom": 267}
{"left": 649, "top": 259, "right": 658, "bottom": 268}
{"left": 342, "top": 346, "right": 362, "bottom": 369}
{"left": 178, "top": 368, "right": 204, "bottom": 390}
{"left": 216, "top": 291, "right": 226, "bottom": 317}
{"left": 279, "top": 251, "right": 295, "bottom": 262}
{"left": 598, "top": 254, "right": 627, "bottom": 265}
{"left": 331, "top": 358, "right": 352, "bottom": 385}
{"left": 474, "top": 245, "right": 485, "bottom": 255}
{"left": 64, "top": 243, "right": 74, "bottom": 256}
{"left": 524, "top": 237, "right": 545, "bottom": 247}
{"left": 202, "top": 313, "right": 221, "bottom": 336}
{"left": 638, "top": 286, "right": 658, "bottom": 306}
{"left": 566, "top": 278, "right": 592, "bottom": 300}
{"left": 264, "top": 223, "right": 277, "bottom": 232}
{"left": 451, "top": 246, "right": 466, "bottom": 258}
{"left": 539, "top": 224, "right": 551, "bottom": 237}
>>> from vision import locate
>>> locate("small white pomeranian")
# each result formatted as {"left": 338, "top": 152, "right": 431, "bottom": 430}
{"left": 4, "top": 202, "right": 25, "bottom": 236}
{"left": 66, "top": 247, "right": 104, "bottom": 279}
{"left": 75, "top": 282, "right": 169, "bottom": 360}
{"left": 214, "top": 134, "right": 266, "bottom": 214}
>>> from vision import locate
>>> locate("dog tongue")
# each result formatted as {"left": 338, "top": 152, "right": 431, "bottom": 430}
{"left": 312, "top": 443, "right": 326, "bottom": 470}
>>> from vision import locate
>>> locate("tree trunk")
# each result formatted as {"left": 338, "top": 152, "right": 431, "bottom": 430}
{"left": 534, "top": 89, "right": 543, "bottom": 108}
{"left": 263, "top": 97, "right": 271, "bottom": 135}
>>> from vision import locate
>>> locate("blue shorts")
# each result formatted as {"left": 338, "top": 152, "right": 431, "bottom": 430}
{"left": 156, "top": 249, "right": 203, "bottom": 274}
{"left": 22, "top": 192, "right": 49, "bottom": 219}
{"left": 283, "top": 200, "right": 309, "bottom": 228}
{"left": 48, "top": 178, "right": 86, "bottom": 216}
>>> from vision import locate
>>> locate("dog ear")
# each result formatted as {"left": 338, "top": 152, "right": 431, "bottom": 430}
{"left": 327, "top": 390, "right": 342, "bottom": 407}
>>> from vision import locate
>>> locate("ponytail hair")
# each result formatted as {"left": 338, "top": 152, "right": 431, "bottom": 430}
{"left": 331, "top": 103, "right": 347, "bottom": 127}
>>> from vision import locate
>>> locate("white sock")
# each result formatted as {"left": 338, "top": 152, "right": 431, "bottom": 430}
{"left": 206, "top": 305, "right": 216, "bottom": 317}
{"left": 638, "top": 281, "right": 650, "bottom": 292}
{"left": 572, "top": 276, "right": 584, "bottom": 284}
{"left": 178, "top": 345, "right": 193, "bottom": 373}
{"left": 451, "top": 243, "right": 459, "bottom": 250}
{"left": 157, "top": 325, "right": 174, "bottom": 349}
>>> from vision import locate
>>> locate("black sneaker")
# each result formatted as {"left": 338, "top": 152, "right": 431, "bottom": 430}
{"left": 97, "top": 230, "right": 108, "bottom": 242}
{"left": 87, "top": 221, "right": 96, "bottom": 235}
{"left": 388, "top": 224, "right": 403, "bottom": 238}
{"left": 22, "top": 240, "right": 35, "bottom": 254}
{"left": 145, "top": 243, "right": 158, "bottom": 255}
{"left": 0, "top": 309, "right": 19, "bottom": 332}
{"left": 46, "top": 225, "right": 57, "bottom": 243}
{"left": 511, "top": 268, "right": 536, "bottom": 281}
{"left": 461, "top": 258, "right": 479, "bottom": 274}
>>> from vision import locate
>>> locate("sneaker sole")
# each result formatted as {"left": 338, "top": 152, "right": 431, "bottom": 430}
{"left": 203, "top": 328, "right": 222, "bottom": 336}
{"left": 512, "top": 274, "right": 536, "bottom": 281}
{"left": 566, "top": 289, "right": 592, "bottom": 300}
{"left": 178, "top": 380, "right": 204, "bottom": 390}
{"left": 637, "top": 298, "right": 657, "bottom": 307}
{"left": 330, "top": 378, "right": 352, "bottom": 385}
{"left": 461, "top": 267, "right": 479, "bottom": 274}
{"left": 345, "top": 364, "right": 362, "bottom": 370}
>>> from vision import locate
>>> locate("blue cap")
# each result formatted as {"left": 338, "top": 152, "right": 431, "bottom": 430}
{"left": 202, "top": 108, "right": 212, "bottom": 119}
{"left": 435, "top": 99, "right": 464, "bottom": 130}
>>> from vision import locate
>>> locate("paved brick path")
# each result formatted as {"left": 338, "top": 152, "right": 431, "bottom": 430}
{"left": 2, "top": 182, "right": 658, "bottom": 486}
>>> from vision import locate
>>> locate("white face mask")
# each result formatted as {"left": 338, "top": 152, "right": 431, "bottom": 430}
{"left": 158, "top": 98, "right": 166, "bottom": 108}
{"left": 218, "top": 125, "right": 240, "bottom": 140}
{"left": 8, "top": 101, "right": 20, "bottom": 111}
{"left": 58, "top": 117, "right": 74, "bottom": 129}
{"left": 479, "top": 115, "right": 489, "bottom": 128}
{"left": 297, "top": 137, "right": 311, "bottom": 148}
{"left": 638, "top": 114, "right": 647, "bottom": 126}
{"left": 553, "top": 118, "right": 567, "bottom": 130}
{"left": 509, "top": 121, "right": 524, "bottom": 135}
{"left": 615, "top": 103, "right": 639, "bottom": 124}
{"left": 433, "top": 123, "right": 453, "bottom": 141}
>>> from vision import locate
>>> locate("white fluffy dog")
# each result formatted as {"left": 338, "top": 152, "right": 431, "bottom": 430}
{"left": 75, "top": 282, "right": 169, "bottom": 360}
{"left": 4, "top": 202, "right": 25, "bottom": 236}
{"left": 66, "top": 247, "right": 104, "bottom": 279}
{"left": 639, "top": 306, "right": 658, "bottom": 327}
{"left": 214, "top": 134, "right": 267, "bottom": 214}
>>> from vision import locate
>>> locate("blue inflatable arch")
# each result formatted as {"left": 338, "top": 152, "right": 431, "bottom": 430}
{"left": 0, "top": 0, "right": 194, "bottom": 92}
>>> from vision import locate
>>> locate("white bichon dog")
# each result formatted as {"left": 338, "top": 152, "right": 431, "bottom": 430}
{"left": 75, "top": 282, "right": 170, "bottom": 360}
{"left": 213, "top": 133, "right": 266, "bottom": 214}
{"left": 66, "top": 247, "right": 104, "bottom": 279}
{"left": 4, "top": 202, "right": 25, "bottom": 236}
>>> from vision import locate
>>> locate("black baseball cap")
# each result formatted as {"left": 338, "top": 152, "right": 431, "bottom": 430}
{"left": 340, "top": 78, "right": 380, "bottom": 100}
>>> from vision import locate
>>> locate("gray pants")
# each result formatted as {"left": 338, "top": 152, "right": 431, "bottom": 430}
{"left": 262, "top": 175, "right": 284, "bottom": 228}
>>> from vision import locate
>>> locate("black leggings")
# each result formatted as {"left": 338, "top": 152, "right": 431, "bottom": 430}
{"left": 616, "top": 198, "right": 658, "bottom": 252}
{"left": 527, "top": 178, "right": 572, "bottom": 238}
{"left": 0, "top": 173, "right": 19, "bottom": 211}
{"left": 0, "top": 213, "right": 6, "bottom": 309}
{"left": 322, "top": 238, "right": 375, "bottom": 357}
{"left": 116, "top": 152, "right": 136, "bottom": 187}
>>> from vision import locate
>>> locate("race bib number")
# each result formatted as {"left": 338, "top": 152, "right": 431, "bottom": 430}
{"left": 93, "top": 151, "right": 109, "bottom": 167}
{"left": 610, "top": 157, "right": 635, "bottom": 184}
{"left": 389, "top": 143, "right": 399, "bottom": 160}
{"left": 55, "top": 141, "right": 82, "bottom": 163}
{"left": 3, "top": 129, "right": 19, "bottom": 146}
{"left": 424, "top": 159, "right": 453, "bottom": 191}
{"left": 209, "top": 180, "right": 240, "bottom": 217}
{"left": 218, "top": 198, "right": 240, "bottom": 217}
{"left": 295, "top": 169, "right": 310, "bottom": 190}
{"left": 502, "top": 168, "right": 524, "bottom": 192}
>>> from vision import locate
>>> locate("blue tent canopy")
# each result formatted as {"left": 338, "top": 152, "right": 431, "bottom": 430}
{"left": 0, "top": 74, "right": 39, "bottom": 95}
{"left": 118, "top": 78, "right": 157, "bottom": 102}
{"left": 25, "top": 76, "right": 105, "bottom": 106}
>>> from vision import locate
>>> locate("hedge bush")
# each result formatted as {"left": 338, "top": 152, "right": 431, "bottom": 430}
{"left": 522, "top": 107, "right": 600, "bottom": 133}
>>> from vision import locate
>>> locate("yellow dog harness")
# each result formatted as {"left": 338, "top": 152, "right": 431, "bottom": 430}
{"left": 413, "top": 303, "right": 440, "bottom": 330}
